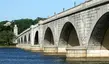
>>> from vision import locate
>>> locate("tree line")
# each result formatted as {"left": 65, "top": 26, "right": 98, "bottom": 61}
{"left": 0, "top": 17, "right": 46, "bottom": 46}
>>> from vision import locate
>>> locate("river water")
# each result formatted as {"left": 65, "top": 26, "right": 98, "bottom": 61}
{"left": 0, "top": 48, "right": 109, "bottom": 64}
{"left": 0, "top": 48, "right": 66, "bottom": 64}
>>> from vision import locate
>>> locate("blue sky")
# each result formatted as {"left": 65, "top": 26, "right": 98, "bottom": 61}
{"left": 0, "top": 0, "right": 85, "bottom": 21}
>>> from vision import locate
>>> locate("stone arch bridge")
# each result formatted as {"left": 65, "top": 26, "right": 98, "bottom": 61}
{"left": 15, "top": 0, "right": 109, "bottom": 61}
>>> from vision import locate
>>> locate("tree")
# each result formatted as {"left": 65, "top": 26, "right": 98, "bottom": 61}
{"left": 12, "top": 18, "right": 34, "bottom": 34}
{"left": 0, "top": 17, "right": 46, "bottom": 45}
{"left": 0, "top": 31, "right": 15, "bottom": 45}
{"left": 0, "top": 25, "right": 15, "bottom": 45}
{"left": 34, "top": 17, "right": 46, "bottom": 24}
{"left": 12, "top": 17, "right": 46, "bottom": 34}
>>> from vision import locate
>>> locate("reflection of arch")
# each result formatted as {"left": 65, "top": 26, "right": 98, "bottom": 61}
{"left": 88, "top": 12, "right": 109, "bottom": 50}
{"left": 44, "top": 27, "right": 54, "bottom": 45}
{"left": 34, "top": 31, "right": 39, "bottom": 45}
{"left": 24, "top": 35, "right": 27, "bottom": 43}
{"left": 59, "top": 22, "right": 79, "bottom": 48}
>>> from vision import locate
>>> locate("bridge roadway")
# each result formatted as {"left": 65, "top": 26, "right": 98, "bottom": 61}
{"left": 15, "top": 0, "right": 109, "bottom": 61}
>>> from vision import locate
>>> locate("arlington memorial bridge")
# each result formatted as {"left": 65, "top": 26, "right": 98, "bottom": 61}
{"left": 14, "top": 0, "right": 109, "bottom": 61}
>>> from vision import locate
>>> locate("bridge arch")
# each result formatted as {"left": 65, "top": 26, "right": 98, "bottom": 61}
{"left": 21, "top": 37, "right": 23, "bottom": 44}
{"left": 34, "top": 31, "right": 39, "bottom": 45}
{"left": 28, "top": 33, "right": 31, "bottom": 44}
{"left": 58, "top": 22, "right": 80, "bottom": 48}
{"left": 17, "top": 39, "right": 20, "bottom": 44}
{"left": 88, "top": 12, "right": 109, "bottom": 50}
{"left": 24, "top": 35, "right": 27, "bottom": 44}
{"left": 44, "top": 27, "right": 54, "bottom": 46}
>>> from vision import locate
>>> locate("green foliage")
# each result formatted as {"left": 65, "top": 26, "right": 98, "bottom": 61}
{"left": 12, "top": 17, "right": 46, "bottom": 34}
{"left": 13, "top": 19, "right": 34, "bottom": 34}
{"left": 0, "top": 21, "right": 8, "bottom": 31}
{"left": 34, "top": 17, "right": 46, "bottom": 24}
{"left": 0, "top": 17, "right": 46, "bottom": 46}
{"left": 0, "top": 31, "right": 15, "bottom": 45}
{"left": 0, "top": 23, "right": 15, "bottom": 45}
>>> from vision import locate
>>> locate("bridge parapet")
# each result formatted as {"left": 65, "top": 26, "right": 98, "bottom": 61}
{"left": 17, "top": 28, "right": 31, "bottom": 38}
{"left": 30, "top": 24, "right": 39, "bottom": 29}
{"left": 39, "top": 0, "right": 109, "bottom": 25}
{"left": 17, "top": 24, "right": 39, "bottom": 38}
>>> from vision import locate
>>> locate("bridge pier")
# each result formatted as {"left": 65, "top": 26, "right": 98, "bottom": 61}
{"left": 86, "top": 50, "right": 109, "bottom": 61}
{"left": 43, "top": 46, "right": 58, "bottom": 55}
{"left": 66, "top": 46, "right": 109, "bottom": 61}
{"left": 31, "top": 45, "right": 42, "bottom": 52}
{"left": 16, "top": 44, "right": 31, "bottom": 50}
{"left": 66, "top": 46, "right": 87, "bottom": 61}
{"left": 16, "top": 44, "right": 25, "bottom": 49}
{"left": 58, "top": 48, "right": 66, "bottom": 56}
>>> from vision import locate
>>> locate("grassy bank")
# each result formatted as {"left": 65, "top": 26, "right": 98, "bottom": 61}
{"left": 0, "top": 45, "right": 16, "bottom": 48}
{"left": 0, "top": 44, "right": 16, "bottom": 48}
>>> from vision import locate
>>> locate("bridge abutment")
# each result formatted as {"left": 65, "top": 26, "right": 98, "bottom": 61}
{"left": 30, "top": 45, "right": 42, "bottom": 52}
{"left": 66, "top": 46, "right": 109, "bottom": 61}
{"left": 43, "top": 46, "right": 58, "bottom": 55}
{"left": 66, "top": 46, "right": 87, "bottom": 61}
{"left": 16, "top": 44, "right": 31, "bottom": 50}
{"left": 58, "top": 47, "right": 66, "bottom": 56}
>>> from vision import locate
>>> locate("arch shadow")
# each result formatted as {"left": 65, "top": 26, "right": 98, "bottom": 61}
{"left": 21, "top": 37, "right": 23, "bottom": 43}
{"left": 24, "top": 35, "right": 27, "bottom": 43}
{"left": 28, "top": 33, "right": 31, "bottom": 44}
{"left": 58, "top": 22, "right": 80, "bottom": 48}
{"left": 88, "top": 12, "right": 109, "bottom": 50}
{"left": 44, "top": 27, "right": 54, "bottom": 46}
{"left": 34, "top": 31, "right": 39, "bottom": 45}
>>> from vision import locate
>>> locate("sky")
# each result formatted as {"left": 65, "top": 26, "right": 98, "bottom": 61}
{"left": 0, "top": 0, "right": 85, "bottom": 21}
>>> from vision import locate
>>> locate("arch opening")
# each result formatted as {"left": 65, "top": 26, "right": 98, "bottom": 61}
{"left": 17, "top": 39, "right": 20, "bottom": 43}
{"left": 34, "top": 31, "right": 39, "bottom": 45}
{"left": 24, "top": 35, "right": 27, "bottom": 43}
{"left": 28, "top": 34, "right": 30, "bottom": 44}
{"left": 44, "top": 27, "right": 54, "bottom": 46}
{"left": 88, "top": 12, "right": 109, "bottom": 50}
{"left": 21, "top": 37, "right": 23, "bottom": 44}
{"left": 59, "top": 22, "right": 80, "bottom": 48}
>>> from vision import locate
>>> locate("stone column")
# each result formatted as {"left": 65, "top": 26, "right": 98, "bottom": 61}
{"left": 66, "top": 46, "right": 87, "bottom": 61}
{"left": 38, "top": 24, "right": 43, "bottom": 50}
{"left": 30, "top": 25, "right": 34, "bottom": 46}
{"left": 43, "top": 45, "right": 58, "bottom": 55}
{"left": 19, "top": 38, "right": 21, "bottom": 44}
{"left": 22, "top": 36, "right": 24, "bottom": 44}
{"left": 26, "top": 34, "right": 29, "bottom": 44}
{"left": 14, "top": 24, "right": 18, "bottom": 36}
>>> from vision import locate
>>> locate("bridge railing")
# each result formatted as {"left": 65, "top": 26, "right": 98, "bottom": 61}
{"left": 17, "top": 28, "right": 31, "bottom": 38}
{"left": 16, "top": 24, "right": 39, "bottom": 38}
{"left": 39, "top": 0, "right": 109, "bottom": 25}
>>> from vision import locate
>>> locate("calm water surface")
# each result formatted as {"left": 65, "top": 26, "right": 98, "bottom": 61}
{"left": 0, "top": 48, "right": 66, "bottom": 64}
{"left": 0, "top": 48, "right": 109, "bottom": 64}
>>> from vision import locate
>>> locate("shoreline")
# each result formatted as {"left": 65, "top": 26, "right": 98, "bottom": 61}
{"left": 0, "top": 46, "right": 16, "bottom": 48}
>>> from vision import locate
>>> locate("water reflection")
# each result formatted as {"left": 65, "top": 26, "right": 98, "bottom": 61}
{"left": 0, "top": 48, "right": 109, "bottom": 64}
{"left": 0, "top": 48, "right": 66, "bottom": 64}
